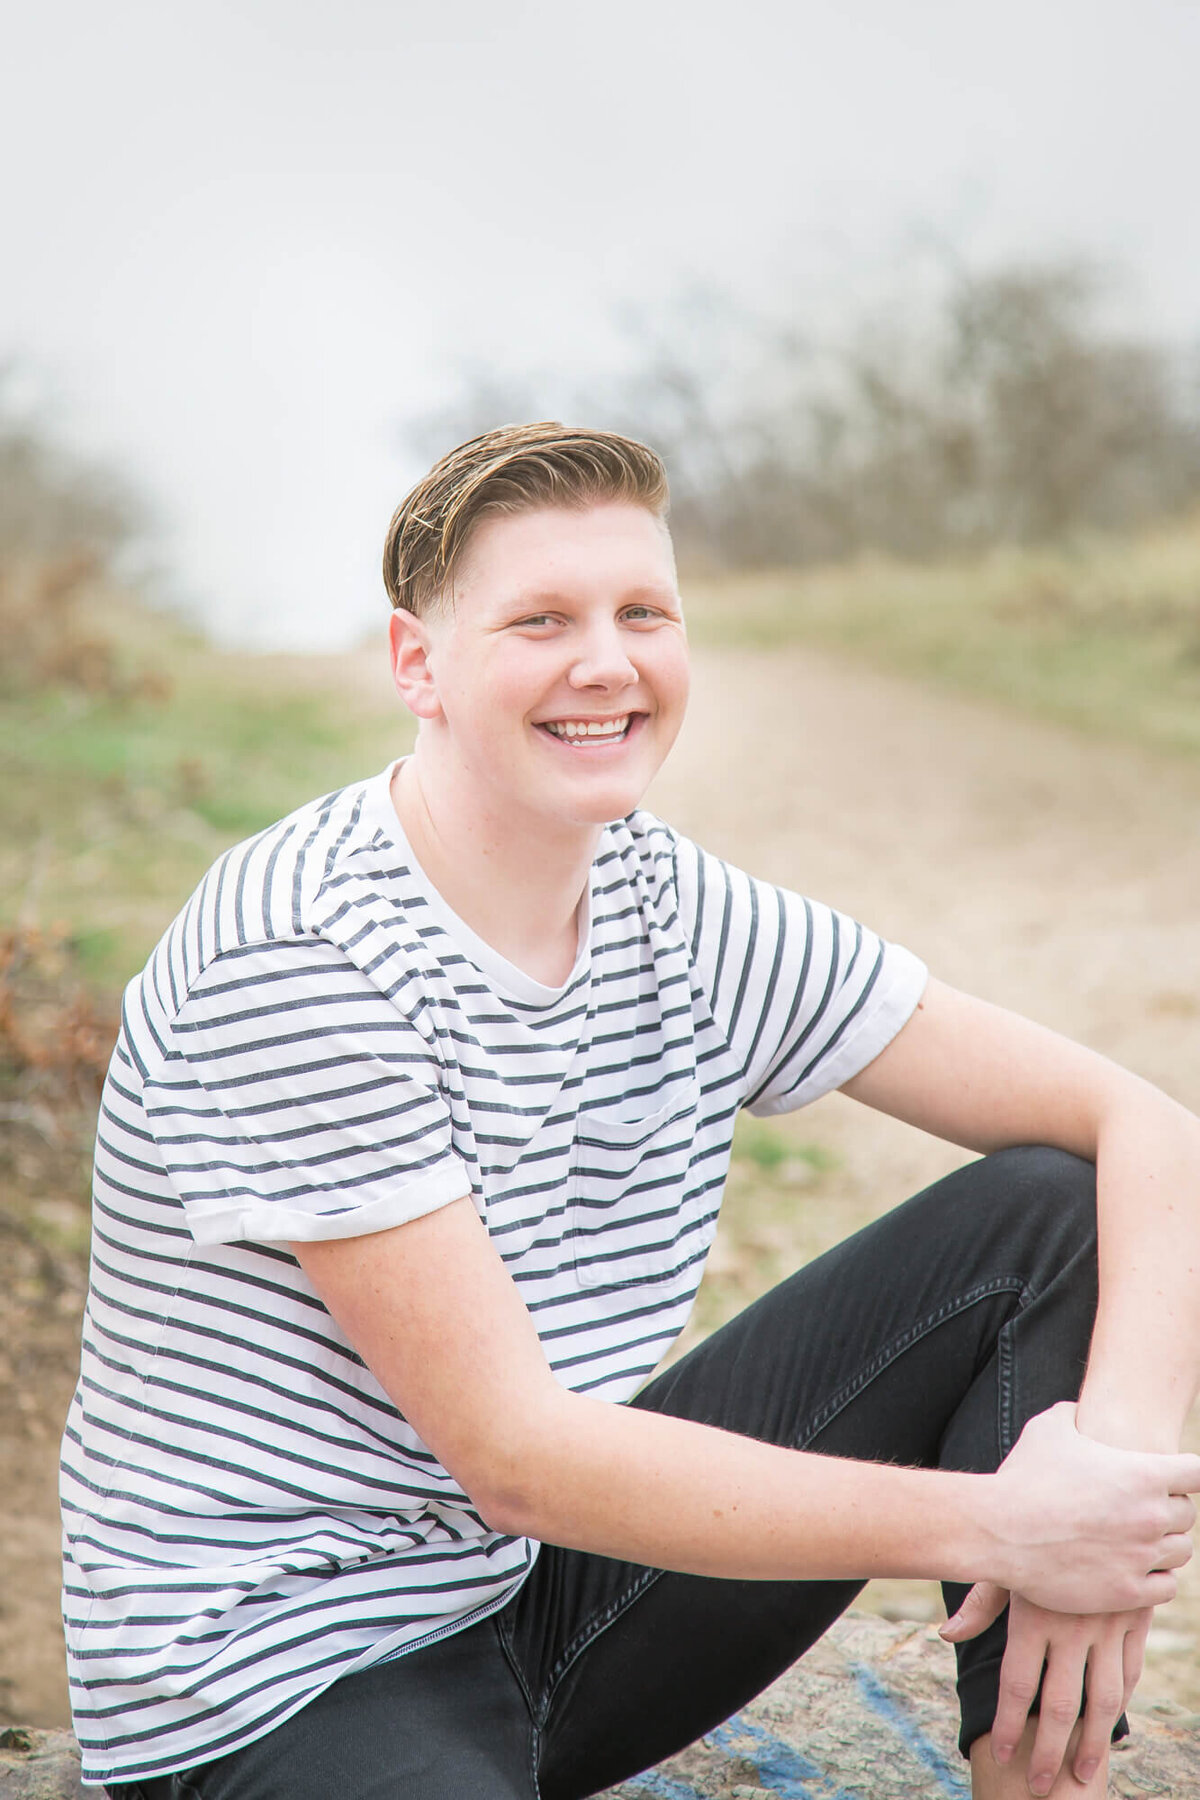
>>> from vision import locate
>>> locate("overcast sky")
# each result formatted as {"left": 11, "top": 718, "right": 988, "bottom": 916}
{"left": 3, "top": 0, "right": 1199, "bottom": 648}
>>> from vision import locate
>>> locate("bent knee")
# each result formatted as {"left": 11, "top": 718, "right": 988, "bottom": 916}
{"left": 976, "top": 1144, "right": 1097, "bottom": 1255}
{"left": 985, "top": 1143, "right": 1095, "bottom": 1200}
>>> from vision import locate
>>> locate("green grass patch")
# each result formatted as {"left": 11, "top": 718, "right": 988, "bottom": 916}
{"left": 731, "top": 1114, "right": 839, "bottom": 1178}
{"left": 0, "top": 605, "right": 413, "bottom": 990}
{"left": 680, "top": 1114, "right": 847, "bottom": 1341}
{"left": 684, "top": 513, "right": 1200, "bottom": 760}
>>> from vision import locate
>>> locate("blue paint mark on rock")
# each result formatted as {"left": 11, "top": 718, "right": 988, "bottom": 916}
{"left": 708, "top": 1712, "right": 861, "bottom": 1799}
{"left": 616, "top": 1769, "right": 703, "bottom": 1800}
{"left": 597, "top": 1614, "right": 1197, "bottom": 1799}
{"left": 850, "top": 1662, "right": 969, "bottom": 1796}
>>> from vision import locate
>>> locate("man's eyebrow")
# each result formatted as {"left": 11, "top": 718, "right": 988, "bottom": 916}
{"left": 505, "top": 584, "right": 681, "bottom": 607}
{"left": 502, "top": 590, "right": 567, "bottom": 609}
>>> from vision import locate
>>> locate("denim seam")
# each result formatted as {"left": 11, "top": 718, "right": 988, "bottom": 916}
{"left": 791, "top": 1274, "right": 1033, "bottom": 1450}
{"left": 998, "top": 1310, "right": 1017, "bottom": 1458}
{"left": 491, "top": 1612, "right": 543, "bottom": 1797}
{"left": 539, "top": 1565, "right": 664, "bottom": 1717}
{"left": 494, "top": 1610, "right": 538, "bottom": 1720}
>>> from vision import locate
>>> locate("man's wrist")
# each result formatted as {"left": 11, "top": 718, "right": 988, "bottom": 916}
{"left": 954, "top": 1468, "right": 1019, "bottom": 1591}
{"left": 1075, "top": 1389, "right": 1185, "bottom": 1454}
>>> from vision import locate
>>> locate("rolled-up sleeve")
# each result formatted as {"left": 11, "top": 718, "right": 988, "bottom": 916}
{"left": 146, "top": 940, "right": 471, "bottom": 1244}
{"left": 672, "top": 833, "right": 928, "bottom": 1115}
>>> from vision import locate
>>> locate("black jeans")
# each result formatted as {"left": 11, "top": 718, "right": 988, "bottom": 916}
{"left": 112, "top": 1146, "right": 1119, "bottom": 1800}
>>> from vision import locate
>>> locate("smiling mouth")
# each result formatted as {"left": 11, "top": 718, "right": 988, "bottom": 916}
{"left": 537, "top": 714, "right": 636, "bottom": 746}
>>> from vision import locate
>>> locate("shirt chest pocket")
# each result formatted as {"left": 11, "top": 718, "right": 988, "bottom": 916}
{"left": 569, "top": 1077, "right": 701, "bottom": 1289}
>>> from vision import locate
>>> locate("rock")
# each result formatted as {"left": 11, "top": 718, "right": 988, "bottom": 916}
{"left": 0, "top": 1729, "right": 86, "bottom": 1799}
{"left": 3, "top": 1616, "right": 1196, "bottom": 1797}
{"left": 600, "top": 1613, "right": 1200, "bottom": 1799}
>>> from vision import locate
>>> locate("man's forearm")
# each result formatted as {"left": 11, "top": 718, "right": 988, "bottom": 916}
{"left": 491, "top": 1391, "right": 992, "bottom": 1583}
{"left": 485, "top": 1389, "right": 1194, "bottom": 1616}
{"left": 297, "top": 1180, "right": 1199, "bottom": 1621}
{"left": 1075, "top": 1085, "right": 1200, "bottom": 1453}
{"left": 841, "top": 981, "right": 1200, "bottom": 1458}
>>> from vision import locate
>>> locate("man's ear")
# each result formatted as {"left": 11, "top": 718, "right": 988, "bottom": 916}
{"left": 388, "top": 608, "right": 443, "bottom": 721}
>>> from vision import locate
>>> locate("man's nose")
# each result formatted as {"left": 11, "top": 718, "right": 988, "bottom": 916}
{"left": 568, "top": 623, "right": 638, "bottom": 688}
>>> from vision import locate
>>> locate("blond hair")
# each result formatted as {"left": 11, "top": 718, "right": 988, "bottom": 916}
{"left": 382, "top": 422, "right": 669, "bottom": 616}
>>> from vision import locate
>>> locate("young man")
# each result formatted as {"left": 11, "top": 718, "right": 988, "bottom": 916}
{"left": 65, "top": 424, "right": 1200, "bottom": 1800}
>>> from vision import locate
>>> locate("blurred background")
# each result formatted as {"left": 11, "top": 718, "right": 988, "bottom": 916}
{"left": 5, "top": 0, "right": 1200, "bottom": 645}
{"left": 3, "top": 0, "right": 1200, "bottom": 1741}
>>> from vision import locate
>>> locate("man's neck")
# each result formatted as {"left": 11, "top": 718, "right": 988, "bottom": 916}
{"left": 389, "top": 757, "right": 599, "bottom": 987}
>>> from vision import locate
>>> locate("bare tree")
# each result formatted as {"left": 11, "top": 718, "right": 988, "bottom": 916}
{"left": 0, "top": 367, "right": 143, "bottom": 565}
{"left": 0, "top": 366, "right": 151, "bottom": 693}
{"left": 402, "top": 256, "right": 1200, "bottom": 569}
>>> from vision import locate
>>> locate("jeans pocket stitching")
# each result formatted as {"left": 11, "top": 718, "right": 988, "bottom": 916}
{"left": 793, "top": 1276, "right": 1031, "bottom": 1449}
{"left": 542, "top": 1565, "right": 663, "bottom": 1709}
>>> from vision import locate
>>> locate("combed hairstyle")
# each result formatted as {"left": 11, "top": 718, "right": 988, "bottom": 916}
{"left": 382, "top": 422, "right": 670, "bottom": 616}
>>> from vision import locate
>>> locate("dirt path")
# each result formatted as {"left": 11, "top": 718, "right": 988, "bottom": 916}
{"left": 649, "top": 641, "right": 1200, "bottom": 1250}
{"left": 654, "top": 644, "right": 1200, "bottom": 1095}
{"left": 6, "top": 641, "right": 1200, "bottom": 1728}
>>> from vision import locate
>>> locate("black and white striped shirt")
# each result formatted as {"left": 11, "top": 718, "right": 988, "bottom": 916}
{"left": 61, "top": 763, "right": 926, "bottom": 1784}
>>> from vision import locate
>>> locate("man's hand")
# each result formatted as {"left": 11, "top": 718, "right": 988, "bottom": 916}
{"left": 981, "top": 1403, "right": 1197, "bottom": 1614}
{"left": 944, "top": 1585, "right": 1150, "bottom": 1795}
{"left": 942, "top": 1402, "right": 1194, "bottom": 1790}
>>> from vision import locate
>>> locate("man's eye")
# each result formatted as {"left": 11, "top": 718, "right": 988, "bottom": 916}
{"left": 622, "top": 605, "right": 659, "bottom": 622}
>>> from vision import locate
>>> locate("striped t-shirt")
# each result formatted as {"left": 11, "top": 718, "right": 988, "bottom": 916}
{"left": 61, "top": 762, "right": 926, "bottom": 1785}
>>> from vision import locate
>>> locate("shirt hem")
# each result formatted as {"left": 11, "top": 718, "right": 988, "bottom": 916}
{"left": 184, "top": 1161, "right": 474, "bottom": 1245}
{"left": 75, "top": 1576, "right": 531, "bottom": 1787}
{"left": 748, "top": 950, "right": 929, "bottom": 1116}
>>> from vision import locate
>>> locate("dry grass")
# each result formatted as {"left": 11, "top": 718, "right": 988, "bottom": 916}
{"left": 684, "top": 511, "right": 1200, "bottom": 762}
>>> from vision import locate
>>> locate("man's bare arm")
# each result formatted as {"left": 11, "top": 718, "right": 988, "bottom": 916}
{"left": 841, "top": 976, "right": 1200, "bottom": 1453}
{"left": 290, "top": 1193, "right": 1196, "bottom": 1607}
{"left": 842, "top": 975, "right": 1200, "bottom": 1791}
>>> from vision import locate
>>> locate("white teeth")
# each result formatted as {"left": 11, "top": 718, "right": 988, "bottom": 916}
{"left": 544, "top": 716, "right": 630, "bottom": 741}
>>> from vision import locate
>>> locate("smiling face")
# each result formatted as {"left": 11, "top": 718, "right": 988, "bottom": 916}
{"left": 388, "top": 502, "right": 689, "bottom": 840}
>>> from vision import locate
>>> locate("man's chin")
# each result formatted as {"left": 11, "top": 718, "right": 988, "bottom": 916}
{"left": 575, "top": 798, "right": 649, "bottom": 829}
